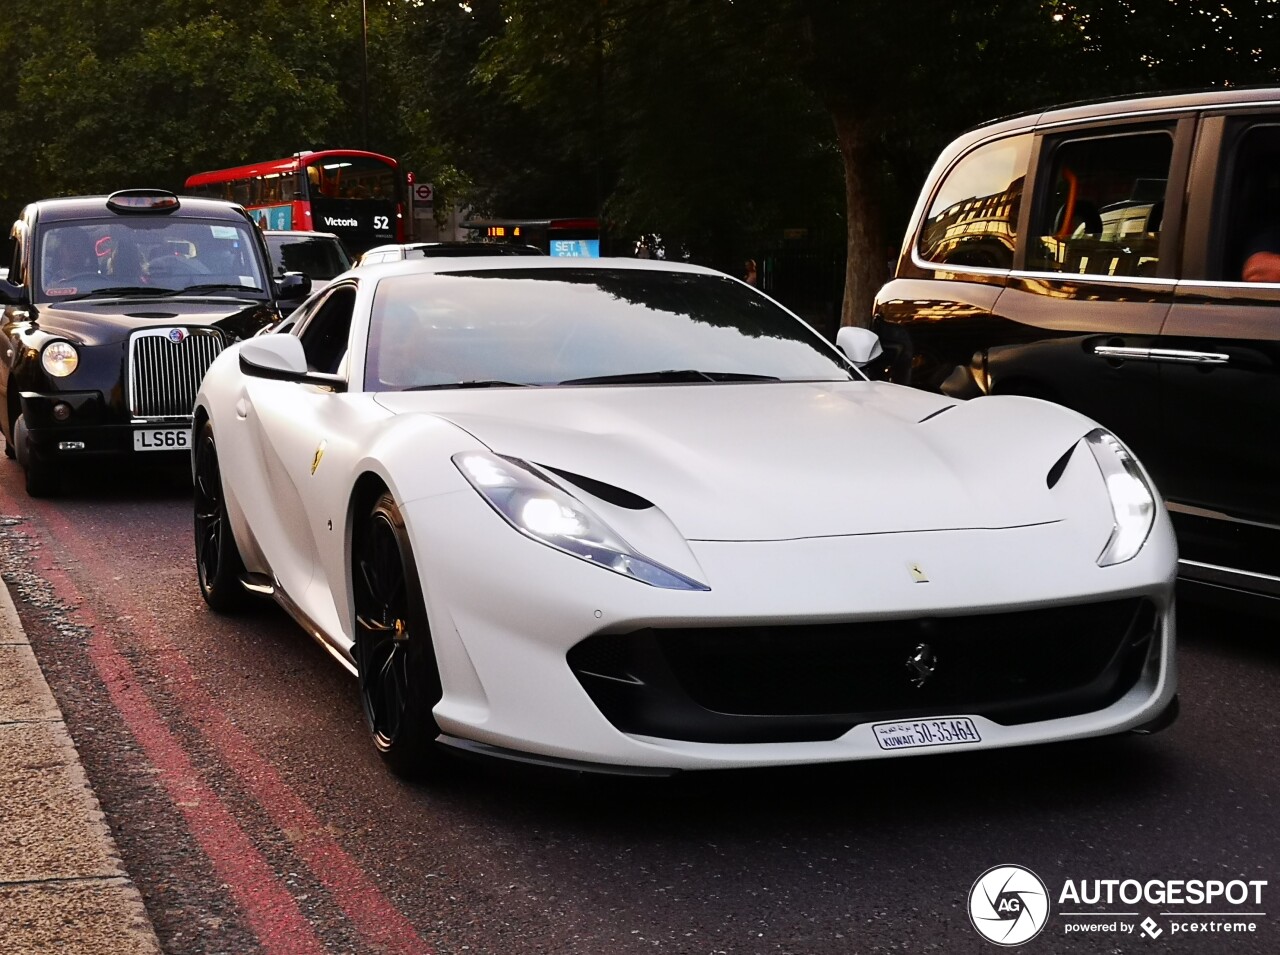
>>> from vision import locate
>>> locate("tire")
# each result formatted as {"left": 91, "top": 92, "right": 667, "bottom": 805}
{"left": 352, "top": 491, "right": 443, "bottom": 778}
{"left": 193, "top": 420, "right": 247, "bottom": 612}
{"left": 13, "top": 414, "right": 57, "bottom": 497}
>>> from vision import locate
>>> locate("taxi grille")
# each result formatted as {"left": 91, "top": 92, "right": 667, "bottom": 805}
{"left": 128, "top": 328, "right": 225, "bottom": 419}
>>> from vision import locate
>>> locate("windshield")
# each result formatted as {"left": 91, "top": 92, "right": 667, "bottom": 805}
{"left": 364, "top": 268, "right": 855, "bottom": 391}
{"left": 266, "top": 235, "right": 352, "bottom": 280}
{"left": 38, "top": 218, "right": 268, "bottom": 300}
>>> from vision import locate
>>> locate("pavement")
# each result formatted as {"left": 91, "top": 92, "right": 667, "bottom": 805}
{"left": 0, "top": 577, "right": 163, "bottom": 954}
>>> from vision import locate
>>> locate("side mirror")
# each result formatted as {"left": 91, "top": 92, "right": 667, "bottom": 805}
{"left": 836, "top": 326, "right": 884, "bottom": 367}
{"left": 238, "top": 334, "right": 347, "bottom": 391}
{"left": 275, "top": 271, "right": 312, "bottom": 300}
{"left": 240, "top": 334, "right": 308, "bottom": 375}
{"left": 0, "top": 281, "right": 26, "bottom": 307}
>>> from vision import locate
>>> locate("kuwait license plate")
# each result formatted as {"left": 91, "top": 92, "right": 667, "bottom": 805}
{"left": 872, "top": 717, "right": 982, "bottom": 751}
{"left": 133, "top": 428, "right": 191, "bottom": 452}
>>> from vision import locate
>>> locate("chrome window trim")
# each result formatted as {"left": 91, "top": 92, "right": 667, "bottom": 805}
{"left": 1166, "top": 502, "right": 1280, "bottom": 533}
{"left": 1007, "top": 269, "right": 1178, "bottom": 287}
{"left": 1178, "top": 559, "right": 1280, "bottom": 598}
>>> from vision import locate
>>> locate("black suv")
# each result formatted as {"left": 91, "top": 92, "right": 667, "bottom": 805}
{"left": 875, "top": 88, "right": 1280, "bottom": 608}
{"left": 0, "top": 189, "right": 309, "bottom": 495}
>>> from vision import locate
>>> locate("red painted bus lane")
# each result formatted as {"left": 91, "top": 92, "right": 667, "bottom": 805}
{"left": 1, "top": 486, "right": 435, "bottom": 955}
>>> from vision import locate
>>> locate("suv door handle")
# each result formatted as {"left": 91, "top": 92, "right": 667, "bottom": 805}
{"left": 1091, "top": 345, "right": 1230, "bottom": 365}
{"left": 1147, "top": 348, "right": 1230, "bottom": 365}
{"left": 1091, "top": 345, "right": 1152, "bottom": 361}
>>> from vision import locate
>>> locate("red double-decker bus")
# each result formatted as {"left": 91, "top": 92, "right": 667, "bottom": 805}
{"left": 184, "top": 149, "right": 404, "bottom": 254}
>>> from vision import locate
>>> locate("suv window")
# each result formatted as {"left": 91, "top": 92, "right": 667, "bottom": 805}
{"left": 1218, "top": 122, "right": 1280, "bottom": 282}
{"left": 1028, "top": 130, "right": 1173, "bottom": 277}
{"left": 918, "top": 134, "right": 1031, "bottom": 269}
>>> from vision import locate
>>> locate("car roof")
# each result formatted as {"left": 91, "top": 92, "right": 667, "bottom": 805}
{"left": 966, "top": 86, "right": 1280, "bottom": 140}
{"left": 263, "top": 230, "right": 343, "bottom": 240}
{"left": 350, "top": 255, "right": 727, "bottom": 281}
{"left": 362, "top": 242, "right": 544, "bottom": 257}
{"left": 24, "top": 194, "right": 253, "bottom": 224}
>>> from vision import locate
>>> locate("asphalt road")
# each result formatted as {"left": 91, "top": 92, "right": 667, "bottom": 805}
{"left": 0, "top": 461, "right": 1275, "bottom": 955}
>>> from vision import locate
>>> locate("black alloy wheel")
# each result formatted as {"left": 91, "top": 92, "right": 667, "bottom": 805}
{"left": 353, "top": 491, "right": 442, "bottom": 777}
{"left": 193, "top": 420, "right": 247, "bottom": 612}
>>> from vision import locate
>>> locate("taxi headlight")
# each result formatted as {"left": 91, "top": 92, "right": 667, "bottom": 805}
{"left": 1085, "top": 429, "right": 1156, "bottom": 566}
{"left": 41, "top": 341, "right": 80, "bottom": 378}
{"left": 453, "top": 450, "right": 708, "bottom": 591}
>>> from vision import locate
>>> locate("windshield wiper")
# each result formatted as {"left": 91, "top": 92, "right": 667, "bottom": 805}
{"left": 64, "top": 286, "right": 182, "bottom": 300}
{"left": 180, "top": 283, "right": 263, "bottom": 294}
{"left": 559, "top": 369, "right": 781, "bottom": 385}
{"left": 405, "top": 380, "right": 536, "bottom": 391}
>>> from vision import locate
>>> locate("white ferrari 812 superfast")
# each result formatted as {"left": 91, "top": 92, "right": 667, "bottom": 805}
{"left": 193, "top": 257, "right": 1177, "bottom": 777}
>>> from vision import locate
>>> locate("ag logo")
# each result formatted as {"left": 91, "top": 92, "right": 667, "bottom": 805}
{"left": 968, "top": 864, "right": 1049, "bottom": 946}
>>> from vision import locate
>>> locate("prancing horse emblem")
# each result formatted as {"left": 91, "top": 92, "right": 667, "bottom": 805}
{"left": 311, "top": 439, "right": 326, "bottom": 475}
{"left": 906, "top": 643, "right": 937, "bottom": 688}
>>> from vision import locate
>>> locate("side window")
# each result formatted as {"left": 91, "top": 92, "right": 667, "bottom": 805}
{"left": 1028, "top": 130, "right": 1173, "bottom": 277}
{"left": 7, "top": 224, "right": 24, "bottom": 287}
{"left": 1218, "top": 122, "right": 1280, "bottom": 283}
{"left": 918, "top": 134, "right": 1031, "bottom": 269}
{"left": 297, "top": 285, "right": 357, "bottom": 374}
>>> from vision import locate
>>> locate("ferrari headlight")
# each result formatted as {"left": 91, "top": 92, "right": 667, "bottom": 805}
{"left": 454, "top": 450, "right": 708, "bottom": 591}
{"left": 1085, "top": 429, "right": 1155, "bottom": 566}
{"left": 41, "top": 341, "right": 80, "bottom": 378}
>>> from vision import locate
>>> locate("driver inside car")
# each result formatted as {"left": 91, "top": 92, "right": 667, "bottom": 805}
{"left": 43, "top": 229, "right": 99, "bottom": 292}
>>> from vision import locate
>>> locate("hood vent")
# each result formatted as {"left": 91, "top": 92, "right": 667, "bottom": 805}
{"left": 545, "top": 466, "right": 653, "bottom": 510}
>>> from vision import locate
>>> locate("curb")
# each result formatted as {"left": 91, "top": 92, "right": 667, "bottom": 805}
{"left": 0, "top": 576, "right": 164, "bottom": 954}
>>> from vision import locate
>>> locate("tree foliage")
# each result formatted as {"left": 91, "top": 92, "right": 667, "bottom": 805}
{"left": 4, "top": 0, "right": 1280, "bottom": 323}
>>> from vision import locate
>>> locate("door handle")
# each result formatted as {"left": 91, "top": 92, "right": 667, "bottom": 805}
{"left": 1145, "top": 348, "right": 1230, "bottom": 365}
{"left": 235, "top": 397, "right": 249, "bottom": 419}
{"left": 1091, "top": 345, "right": 1152, "bottom": 361}
{"left": 1091, "top": 345, "right": 1230, "bottom": 366}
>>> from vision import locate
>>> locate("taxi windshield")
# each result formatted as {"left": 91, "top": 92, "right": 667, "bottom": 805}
{"left": 38, "top": 218, "right": 268, "bottom": 300}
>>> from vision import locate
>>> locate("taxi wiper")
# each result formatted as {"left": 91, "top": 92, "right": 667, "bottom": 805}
{"left": 560, "top": 369, "right": 781, "bottom": 385}
{"left": 405, "top": 380, "right": 535, "bottom": 391}
{"left": 65, "top": 286, "right": 181, "bottom": 300}
{"left": 180, "top": 283, "right": 264, "bottom": 294}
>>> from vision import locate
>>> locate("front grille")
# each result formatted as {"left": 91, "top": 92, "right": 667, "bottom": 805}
{"left": 568, "top": 598, "right": 1158, "bottom": 744}
{"left": 128, "top": 328, "right": 224, "bottom": 419}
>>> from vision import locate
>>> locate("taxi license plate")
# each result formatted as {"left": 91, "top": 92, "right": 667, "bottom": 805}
{"left": 872, "top": 717, "right": 982, "bottom": 751}
{"left": 133, "top": 428, "right": 191, "bottom": 452}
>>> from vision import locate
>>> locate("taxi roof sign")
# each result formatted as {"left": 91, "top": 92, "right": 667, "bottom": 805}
{"left": 106, "top": 190, "right": 181, "bottom": 214}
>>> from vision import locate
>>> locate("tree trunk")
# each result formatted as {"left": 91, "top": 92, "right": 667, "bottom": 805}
{"left": 832, "top": 106, "right": 885, "bottom": 329}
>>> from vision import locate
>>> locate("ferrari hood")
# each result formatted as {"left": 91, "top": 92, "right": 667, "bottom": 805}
{"left": 374, "top": 382, "right": 1092, "bottom": 541}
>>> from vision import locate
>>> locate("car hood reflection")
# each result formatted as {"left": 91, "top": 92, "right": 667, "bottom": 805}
{"left": 374, "top": 381, "right": 1083, "bottom": 541}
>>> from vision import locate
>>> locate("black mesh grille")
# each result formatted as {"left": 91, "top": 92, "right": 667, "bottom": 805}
{"left": 568, "top": 598, "right": 1158, "bottom": 743}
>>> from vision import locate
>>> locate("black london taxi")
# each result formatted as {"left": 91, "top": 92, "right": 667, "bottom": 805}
{"left": 874, "top": 88, "right": 1280, "bottom": 608}
{"left": 0, "top": 189, "right": 309, "bottom": 495}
